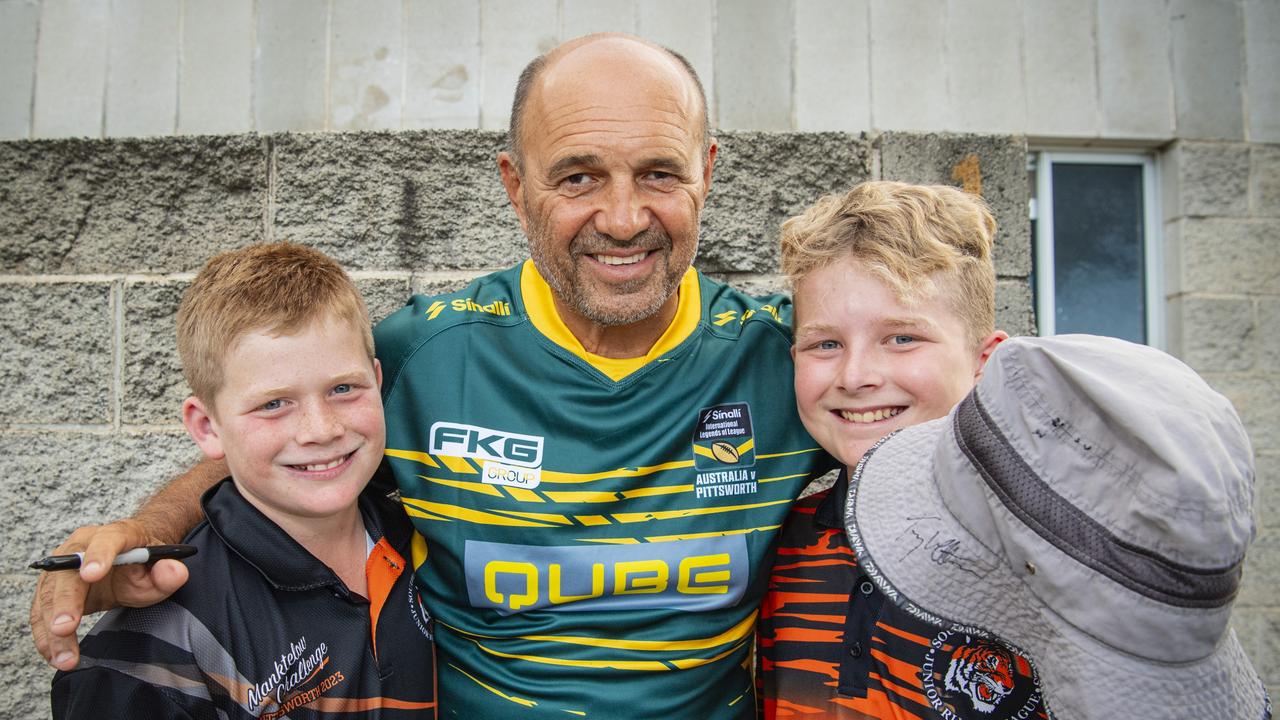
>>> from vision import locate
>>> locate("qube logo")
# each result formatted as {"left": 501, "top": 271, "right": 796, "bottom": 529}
{"left": 464, "top": 536, "right": 749, "bottom": 615}
{"left": 429, "top": 422, "right": 544, "bottom": 468}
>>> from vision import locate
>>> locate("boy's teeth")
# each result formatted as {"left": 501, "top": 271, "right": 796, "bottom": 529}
{"left": 840, "top": 408, "right": 902, "bottom": 424}
{"left": 299, "top": 456, "right": 347, "bottom": 472}
{"left": 595, "top": 252, "right": 646, "bottom": 266}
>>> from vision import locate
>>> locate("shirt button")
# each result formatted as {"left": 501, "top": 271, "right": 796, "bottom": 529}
{"left": 848, "top": 642, "right": 862, "bottom": 658}
{"left": 859, "top": 581, "right": 874, "bottom": 596}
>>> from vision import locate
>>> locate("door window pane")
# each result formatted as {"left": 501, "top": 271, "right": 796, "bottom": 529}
{"left": 1049, "top": 162, "right": 1146, "bottom": 344}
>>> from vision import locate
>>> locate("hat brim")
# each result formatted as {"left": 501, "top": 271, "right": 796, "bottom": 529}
{"left": 845, "top": 416, "right": 1270, "bottom": 720}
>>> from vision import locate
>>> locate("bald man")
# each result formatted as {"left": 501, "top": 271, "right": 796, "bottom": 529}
{"left": 34, "top": 34, "right": 831, "bottom": 717}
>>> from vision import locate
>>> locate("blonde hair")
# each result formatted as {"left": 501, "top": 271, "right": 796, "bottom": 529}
{"left": 780, "top": 181, "right": 998, "bottom": 344}
{"left": 176, "top": 242, "right": 374, "bottom": 405}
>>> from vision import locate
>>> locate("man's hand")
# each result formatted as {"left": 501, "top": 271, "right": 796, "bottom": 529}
{"left": 31, "top": 520, "right": 190, "bottom": 670}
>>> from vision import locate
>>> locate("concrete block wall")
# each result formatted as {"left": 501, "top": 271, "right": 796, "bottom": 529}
{"left": 1163, "top": 139, "right": 1280, "bottom": 685}
{"left": 0, "top": 129, "right": 1031, "bottom": 718}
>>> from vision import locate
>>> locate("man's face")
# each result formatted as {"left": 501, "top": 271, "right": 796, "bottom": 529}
{"left": 792, "top": 257, "right": 1002, "bottom": 467}
{"left": 500, "top": 41, "right": 715, "bottom": 327}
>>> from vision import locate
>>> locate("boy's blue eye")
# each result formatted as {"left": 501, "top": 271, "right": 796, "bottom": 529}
{"left": 333, "top": 384, "right": 352, "bottom": 394}
{"left": 891, "top": 335, "right": 916, "bottom": 346}
{"left": 816, "top": 340, "right": 840, "bottom": 351}
{"left": 261, "top": 399, "right": 282, "bottom": 411}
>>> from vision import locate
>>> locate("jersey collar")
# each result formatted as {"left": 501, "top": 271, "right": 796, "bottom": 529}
{"left": 519, "top": 259, "right": 702, "bottom": 382}
{"left": 201, "top": 478, "right": 412, "bottom": 594}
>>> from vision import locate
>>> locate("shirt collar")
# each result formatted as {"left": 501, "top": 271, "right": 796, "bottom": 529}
{"left": 814, "top": 467, "right": 850, "bottom": 531}
{"left": 201, "top": 478, "right": 412, "bottom": 594}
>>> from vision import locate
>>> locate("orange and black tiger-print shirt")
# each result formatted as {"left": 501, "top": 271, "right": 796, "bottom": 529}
{"left": 758, "top": 470, "right": 1048, "bottom": 720}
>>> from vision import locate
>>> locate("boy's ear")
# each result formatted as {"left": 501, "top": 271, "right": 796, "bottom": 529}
{"left": 182, "top": 396, "right": 226, "bottom": 461}
{"left": 973, "top": 330, "right": 1009, "bottom": 378}
{"left": 374, "top": 358, "right": 383, "bottom": 390}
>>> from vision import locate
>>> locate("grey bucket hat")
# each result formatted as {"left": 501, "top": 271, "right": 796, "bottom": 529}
{"left": 845, "top": 334, "right": 1270, "bottom": 720}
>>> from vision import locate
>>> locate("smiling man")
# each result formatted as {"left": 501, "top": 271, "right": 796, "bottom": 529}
{"left": 33, "top": 34, "right": 831, "bottom": 718}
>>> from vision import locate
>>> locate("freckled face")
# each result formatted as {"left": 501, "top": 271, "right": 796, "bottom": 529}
{"left": 185, "top": 316, "right": 385, "bottom": 529}
{"left": 501, "top": 40, "right": 714, "bottom": 327}
{"left": 792, "top": 258, "right": 1001, "bottom": 467}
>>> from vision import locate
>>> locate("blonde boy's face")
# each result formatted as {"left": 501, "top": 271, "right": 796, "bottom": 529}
{"left": 182, "top": 314, "right": 385, "bottom": 530}
{"left": 792, "top": 256, "right": 1004, "bottom": 467}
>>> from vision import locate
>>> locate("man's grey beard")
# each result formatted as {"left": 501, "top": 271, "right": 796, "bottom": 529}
{"left": 528, "top": 224, "right": 697, "bottom": 327}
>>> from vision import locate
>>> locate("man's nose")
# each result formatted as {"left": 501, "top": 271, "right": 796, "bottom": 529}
{"left": 593, "top": 181, "right": 651, "bottom": 241}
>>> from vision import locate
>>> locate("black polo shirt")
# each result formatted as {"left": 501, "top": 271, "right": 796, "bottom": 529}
{"left": 758, "top": 469, "right": 1046, "bottom": 720}
{"left": 52, "top": 479, "right": 437, "bottom": 719}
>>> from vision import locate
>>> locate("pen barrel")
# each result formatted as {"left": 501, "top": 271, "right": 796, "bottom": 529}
{"left": 112, "top": 548, "right": 151, "bottom": 565}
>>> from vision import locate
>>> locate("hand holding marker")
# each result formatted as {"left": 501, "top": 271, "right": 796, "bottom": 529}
{"left": 30, "top": 544, "right": 197, "bottom": 572}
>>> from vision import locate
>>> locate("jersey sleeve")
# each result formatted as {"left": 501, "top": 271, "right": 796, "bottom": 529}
{"left": 52, "top": 667, "right": 198, "bottom": 720}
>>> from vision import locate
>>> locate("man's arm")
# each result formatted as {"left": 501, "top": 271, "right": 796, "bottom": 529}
{"left": 31, "top": 457, "right": 226, "bottom": 670}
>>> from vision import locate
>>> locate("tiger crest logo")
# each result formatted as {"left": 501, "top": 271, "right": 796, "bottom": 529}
{"left": 944, "top": 639, "right": 1016, "bottom": 713}
{"left": 919, "top": 629, "right": 1043, "bottom": 719}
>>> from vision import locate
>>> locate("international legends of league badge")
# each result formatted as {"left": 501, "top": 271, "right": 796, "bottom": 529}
{"left": 692, "top": 403, "right": 756, "bottom": 471}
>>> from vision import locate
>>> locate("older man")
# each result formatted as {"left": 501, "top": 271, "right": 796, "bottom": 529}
{"left": 34, "top": 34, "right": 829, "bottom": 717}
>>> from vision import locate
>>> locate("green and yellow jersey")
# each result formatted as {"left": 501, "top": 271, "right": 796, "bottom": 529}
{"left": 375, "top": 260, "right": 831, "bottom": 718}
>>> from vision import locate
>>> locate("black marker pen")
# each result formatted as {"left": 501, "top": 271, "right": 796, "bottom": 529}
{"left": 29, "top": 544, "right": 197, "bottom": 571}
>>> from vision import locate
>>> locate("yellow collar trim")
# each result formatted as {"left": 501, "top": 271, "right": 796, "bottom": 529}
{"left": 519, "top": 259, "right": 702, "bottom": 382}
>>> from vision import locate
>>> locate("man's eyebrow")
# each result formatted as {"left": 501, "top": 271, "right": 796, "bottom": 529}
{"left": 546, "top": 154, "right": 602, "bottom": 178}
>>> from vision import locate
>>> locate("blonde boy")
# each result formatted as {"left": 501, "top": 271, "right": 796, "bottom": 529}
{"left": 759, "top": 182, "right": 1046, "bottom": 719}
{"left": 52, "top": 243, "right": 436, "bottom": 719}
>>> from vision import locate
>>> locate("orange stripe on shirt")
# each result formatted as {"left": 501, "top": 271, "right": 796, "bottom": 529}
{"left": 365, "top": 537, "right": 407, "bottom": 663}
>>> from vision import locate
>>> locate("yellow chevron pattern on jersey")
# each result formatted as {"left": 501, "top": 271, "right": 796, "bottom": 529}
{"left": 375, "top": 261, "right": 833, "bottom": 718}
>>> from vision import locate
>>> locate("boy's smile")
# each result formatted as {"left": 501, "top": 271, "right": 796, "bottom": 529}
{"left": 792, "top": 257, "right": 1003, "bottom": 467}
{"left": 182, "top": 314, "right": 385, "bottom": 535}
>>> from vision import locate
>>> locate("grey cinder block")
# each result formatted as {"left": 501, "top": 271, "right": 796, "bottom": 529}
{"left": 0, "top": 282, "right": 113, "bottom": 425}
{"left": 0, "top": 431, "right": 197, "bottom": 573}
{"left": 1170, "top": 295, "right": 1256, "bottom": 374}
{"left": 1252, "top": 144, "right": 1280, "bottom": 217}
{"left": 995, "top": 279, "right": 1036, "bottom": 338}
{"left": 1164, "top": 141, "right": 1250, "bottom": 218}
{"left": 0, "top": 136, "right": 268, "bottom": 274}
{"left": 876, "top": 132, "right": 1031, "bottom": 278}
{"left": 121, "top": 280, "right": 188, "bottom": 426}
{"left": 271, "top": 131, "right": 524, "bottom": 272}
{"left": 1172, "top": 219, "right": 1280, "bottom": 296}
{"left": 1205, "top": 373, "right": 1280, "bottom": 454}
{"left": 700, "top": 131, "right": 874, "bottom": 274}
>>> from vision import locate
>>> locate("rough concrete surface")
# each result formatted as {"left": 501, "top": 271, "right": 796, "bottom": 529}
{"left": 1259, "top": 452, "right": 1280, "bottom": 533}
{"left": 271, "top": 131, "right": 524, "bottom": 271}
{"left": 1233, "top": 608, "right": 1280, "bottom": 687}
{"left": 995, "top": 279, "right": 1037, "bottom": 338}
{"left": 1206, "top": 374, "right": 1280, "bottom": 455}
{"left": 700, "top": 131, "right": 873, "bottom": 273}
{"left": 0, "top": 281, "right": 114, "bottom": 425}
{"left": 1172, "top": 295, "right": 1257, "bottom": 373}
{"left": 1240, "top": 529, "right": 1279, "bottom": 610}
{"left": 1254, "top": 144, "right": 1280, "bottom": 217}
{"left": 1174, "top": 219, "right": 1280, "bottom": 296}
{"left": 0, "top": 136, "right": 268, "bottom": 273}
{"left": 876, "top": 132, "right": 1031, "bottom": 277}
{"left": 1168, "top": 141, "right": 1250, "bottom": 217}
{"left": 121, "top": 280, "right": 188, "bottom": 426}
